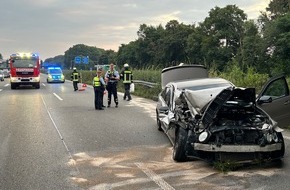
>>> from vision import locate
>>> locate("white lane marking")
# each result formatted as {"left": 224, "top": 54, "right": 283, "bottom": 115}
{"left": 53, "top": 93, "right": 63, "bottom": 101}
{"left": 135, "top": 162, "right": 175, "bottom": 190}
{"left": 4, "top": 84, "right": 9, "bottom": 87}
{"left": 42, "top": 83, "right": 46, "bottom": 86}
{"left": 41, "top": 95, "right": 80, "bottom": 175}
{"left": 41, "top": 95, "right": 64, "bottom": 141}
{"left": 0, "top": 89, "right": 2, "bottom": 92}
{"left": 284, "top": 135, "right": 290, "bottom": 140}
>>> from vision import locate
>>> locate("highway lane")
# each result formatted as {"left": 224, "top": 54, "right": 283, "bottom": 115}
{"left": 1, "top": 75, "right": 290, "bottom": 190}
{"left": 0, "top": 79, "right": 80, "bottom": 190}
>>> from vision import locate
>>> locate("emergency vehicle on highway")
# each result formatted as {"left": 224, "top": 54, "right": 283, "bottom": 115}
{"left": 9, "top": 53, "right": 41, "bottom": 89}
{"left": 46, "top": 67, "right": 65, "bottom": 83}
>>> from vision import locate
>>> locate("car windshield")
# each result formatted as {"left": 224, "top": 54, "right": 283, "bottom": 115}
{"left": 12, "top": 59, "right": 37, "bottom": 68}
{"left": 48, "top": 69, "right": 62, "bottom": 74}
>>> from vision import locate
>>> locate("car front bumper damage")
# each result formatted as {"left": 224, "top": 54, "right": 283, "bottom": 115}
{"left": 193, "top": 143, "right": 282, "bottom": 152}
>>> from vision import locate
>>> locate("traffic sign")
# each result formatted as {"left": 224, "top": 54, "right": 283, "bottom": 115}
{"left": 82, "top": 56, "right": 89, "bottom": 64}
{"left": 74, "top": 56, "right": 81, "bottom": 64}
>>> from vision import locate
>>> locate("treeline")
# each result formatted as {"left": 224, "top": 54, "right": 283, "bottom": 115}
{"left": 46, "top": 0, "right": 290, "bottom": 76}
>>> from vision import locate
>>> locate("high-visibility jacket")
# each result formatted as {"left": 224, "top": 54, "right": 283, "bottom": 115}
{"left": 93, "top": 76, "right": 101, "bottom": 87}
{"left": 123, "top": 70, "right": 132, "bottom": 84}
{"left": 71, "top": 71, "right": 79, "bottom": 82}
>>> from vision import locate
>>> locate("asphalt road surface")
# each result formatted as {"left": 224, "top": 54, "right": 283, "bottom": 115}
{"left": 0, "top": 74, "right": 290, "bottom": 190}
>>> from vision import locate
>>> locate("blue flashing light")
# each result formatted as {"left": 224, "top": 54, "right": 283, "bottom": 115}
{"left": 48, "top": 67, "right": 61, "bottom": 70}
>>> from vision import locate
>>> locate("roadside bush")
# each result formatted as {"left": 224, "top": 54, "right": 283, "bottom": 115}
{"left": 209, "top": 63, "right": 269, "bottom": 93}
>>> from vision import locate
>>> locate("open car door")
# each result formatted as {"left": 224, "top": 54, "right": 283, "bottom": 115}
{"left": 257, "top": 74, "right": 290, "bottom": 128}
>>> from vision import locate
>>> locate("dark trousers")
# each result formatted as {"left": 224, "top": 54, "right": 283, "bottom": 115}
{"left": 123, "top": 83, "right": 132, "bottom": 100}
{"left": 101, "top": 86, "right": 105, "bottom": 106}
{"left": 94, "top": 87, "right": 102, "bottom": 109}
{"left": 107, "top": 82, "right": 118, "bottom": 105}
{"left": 73, "top": 81, "right": 78, "bottom": 91}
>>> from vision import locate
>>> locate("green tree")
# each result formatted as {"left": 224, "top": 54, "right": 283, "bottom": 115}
{"left": 266, "top": 0, "right": 290, "bottom": 19}
{"left": 267, "top": 13, "right": 290, "bottom": 75}
{"left": 186, "top": 27, "right": 204, "bottom": 64}
{"left": 136, "top": 24, "right": 166, "bottom": 68}
{"left": 240, "top": 20, "right": 262, "bottom": 70}
{"left": 63, "top": 44, "right": 116, "bottom": 70}
{"left": 199, "top": 5, "right": 247, "bottom": 70}
{"left": 163, "top": 20, "right": 194, "bottom": 66}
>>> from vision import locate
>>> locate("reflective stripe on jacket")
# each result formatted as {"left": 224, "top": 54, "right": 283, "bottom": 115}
{"left": 72, "top": 72, "right": 79, "bottom": 81}
{"left": 123, "top": 70, "right": 132, "bottom": 83}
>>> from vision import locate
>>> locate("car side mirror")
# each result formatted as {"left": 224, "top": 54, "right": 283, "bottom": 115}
{"left": 257, "top": 95, "right": 272, "bottom": 105}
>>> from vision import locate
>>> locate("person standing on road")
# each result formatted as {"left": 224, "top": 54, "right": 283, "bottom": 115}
{"left": 105, "top": 63, "right": 119, "bottom": 108}
{"left": 120, "top": 63, "right": 133, "bottom": 101}
{"left": 71, "top": 67, "right": 80, "bottom": 91}
{"left": 99, "top": 67, "right": 106, "bottom": 108}
{"left": 93, "top": 69, "right": 106, "bottom": 110}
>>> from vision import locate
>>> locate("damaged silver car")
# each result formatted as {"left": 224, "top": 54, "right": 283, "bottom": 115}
{"left": 156, "top": 65, "right": 288, "bottom": 163}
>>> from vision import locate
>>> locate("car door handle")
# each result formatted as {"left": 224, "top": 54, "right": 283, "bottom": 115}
{"left": 284, "top": 100, "right": 290, "bottom": 105}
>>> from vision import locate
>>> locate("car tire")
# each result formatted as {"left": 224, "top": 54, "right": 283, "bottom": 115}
{"left": 35, "top": 83, "right": 40, "bottom": 89}
{"left": 172, "top": 127, "right": 188, "bottom": 162}
{"left": 11, "top": 83, "right": 16, "bottom": 89}
{"left": 156, "top": 110, "right": 162, "bottom": 131}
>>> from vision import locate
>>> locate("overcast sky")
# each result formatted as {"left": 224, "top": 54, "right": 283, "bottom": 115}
{"left": 0, "top": 0, "right": 270, "bottom": 60}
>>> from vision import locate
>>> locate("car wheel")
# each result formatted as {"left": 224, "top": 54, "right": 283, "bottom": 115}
{"left": 35, "top": 83, "right": 40, "bottom": 89}
{"left": 272, "top": 132, "right": 285, "bottom": 159}
{"left": 11, "top": 83, "right": 16, "bottom": 89}
{"left": 156, "top": 110, "right": 162, "bottom": 131}
{"left": 172, "top": 127, "right": 188, "bottom": 162}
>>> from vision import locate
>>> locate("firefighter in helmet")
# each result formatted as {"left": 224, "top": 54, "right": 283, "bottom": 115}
{"left": 120, "top": 63, "right": 133, "bottom": 101}
{"left": 71, "top": 67, "right": 80, "bottom": 91}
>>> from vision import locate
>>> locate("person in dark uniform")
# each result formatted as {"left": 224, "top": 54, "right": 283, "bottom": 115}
{"left": 71, "top": 67, "right": 80, "bottom": 91}
{"left": 99, "top": 67, "right": 106, "bottom": 108}
{"left": 93, "top": 69, "right": 106, "bottom": 110}
{"left": 120, "top": 63, "right": 133, "bottom": 101}
{"left": 105, "top": 63, "right": 119, "bottom": 108}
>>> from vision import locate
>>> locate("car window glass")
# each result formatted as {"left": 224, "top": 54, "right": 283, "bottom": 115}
{"left": 263, "top": 78, "right": 288, "bottom": 100}
{"left": 161, "top": 88, "right": 166, "bottom": 99}
{"left": 164, "top": 88, "right": 172, "bottom": 107}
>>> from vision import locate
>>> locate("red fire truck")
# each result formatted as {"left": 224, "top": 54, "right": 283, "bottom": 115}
{"left": 9, "top": 53, "right": 41, "bottom": 89}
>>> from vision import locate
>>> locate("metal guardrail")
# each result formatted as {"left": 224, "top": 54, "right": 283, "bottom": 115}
{"left": 133, "top": 80, "right": 157, "bottom": 88}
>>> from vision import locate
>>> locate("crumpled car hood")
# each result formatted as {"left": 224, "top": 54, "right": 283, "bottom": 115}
{"left": 183, "top": 86, "right": 229, "bottom": 112}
